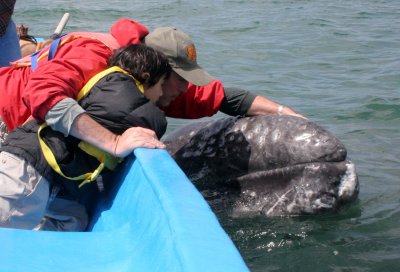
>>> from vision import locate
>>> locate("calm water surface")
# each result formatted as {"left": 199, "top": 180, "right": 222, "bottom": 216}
{"left": 14, "top": 0, "right": 400, "bottom": 271}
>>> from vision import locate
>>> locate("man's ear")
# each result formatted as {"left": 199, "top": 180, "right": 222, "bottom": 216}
{"left": 141, "top": 72, "right": 150, "bottom": 80}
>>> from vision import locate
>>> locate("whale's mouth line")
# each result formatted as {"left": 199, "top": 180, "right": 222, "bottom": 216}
{"left": 236, "top": 161, "right": 347, "bottom": 182}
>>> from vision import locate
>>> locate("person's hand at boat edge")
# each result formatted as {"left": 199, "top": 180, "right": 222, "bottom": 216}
{"left": 113, "top": 127, "right": 166, "bottom": 158}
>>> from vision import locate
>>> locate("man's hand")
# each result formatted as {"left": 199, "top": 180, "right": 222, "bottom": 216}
{"left": 70, "top": 113, "right": 165, "bottom": 158}
{"left": 113, "top": 127, "right": 166, "bottom": 158}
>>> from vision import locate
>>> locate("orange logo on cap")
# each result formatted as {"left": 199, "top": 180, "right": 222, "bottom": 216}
{"left": 186, "top": 44, "right": 197, "bottom": 62}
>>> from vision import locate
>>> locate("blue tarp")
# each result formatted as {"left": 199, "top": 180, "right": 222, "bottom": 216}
{"left": 0, "top": 148, "right": 249, "bottom": 271}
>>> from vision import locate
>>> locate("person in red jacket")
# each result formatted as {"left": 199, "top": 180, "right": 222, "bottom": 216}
{"left": 0, "top": 18, "right": 304, "bottom": 155}
{"left": 143, "top": 26, "right": 305, "bottom": 121}
{"left": 0, "top": 18, "right": 164, "bottom": 155}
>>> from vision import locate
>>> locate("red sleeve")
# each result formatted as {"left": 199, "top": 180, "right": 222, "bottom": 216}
{"left": 162, "top": 80, "right": 225, "bottom": 119}
{"left": 23, "top": 38, "right": 112, "bottom": 122}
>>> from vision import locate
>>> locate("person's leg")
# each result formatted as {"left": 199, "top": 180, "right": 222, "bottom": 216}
{"left": 0, "top": 19, "right": 22, "bottom": 67}
{"left": 0, "top": 152, "right": 49, "bottom": 229}
{"left": 34, "top": 195, "right": 89, "bottom": 232}
{"left": 0, "top": 152, "right": 88, "bottom": 231}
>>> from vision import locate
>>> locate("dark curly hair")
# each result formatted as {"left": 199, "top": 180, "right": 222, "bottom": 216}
{"left": 108, "top": 44, "right": 171, "bottom": 87}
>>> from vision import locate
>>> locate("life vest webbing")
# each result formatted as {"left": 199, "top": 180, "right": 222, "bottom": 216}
{"left": 12, "top": 32, "right": 120, "bottom": 69}
{"left": 38, "top": 123, "right": 106, "bottom": 187}
{"left": 31, "top": 36, "right": 63, "bottom": 71}
{"left": 77, "top": 66, "right": 144, "bottom": 101}
{"left": 38, "top": 66, "right": 140, "bottom": 187}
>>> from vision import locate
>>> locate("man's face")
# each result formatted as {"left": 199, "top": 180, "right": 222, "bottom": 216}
{"left": 157, "top": 71, "right": 188, "bottom": 107}
{"left": 144, "top": 75, "right": 166, "bottom": 104}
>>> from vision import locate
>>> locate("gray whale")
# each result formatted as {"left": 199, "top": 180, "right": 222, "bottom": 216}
{"left": 163, "top": 115, "right": 359, "bottom": 217}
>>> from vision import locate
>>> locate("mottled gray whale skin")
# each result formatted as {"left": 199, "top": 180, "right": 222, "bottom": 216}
{"left": 163, "top": 115, "right": 359, "bottom": 217}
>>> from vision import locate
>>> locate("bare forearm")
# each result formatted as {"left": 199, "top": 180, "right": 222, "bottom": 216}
{"left": 246, "top": 96, "right": 306, "bottom": 118}
{"left": 69, "top": 113, "right": 165, "bottom": 158}
{"left": 69, "top": 113, "right": 117, "bottom": 154}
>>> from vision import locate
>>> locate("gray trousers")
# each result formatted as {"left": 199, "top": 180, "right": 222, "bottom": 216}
{"left": 0, "top": 152, "right": 88, "bottom": 231}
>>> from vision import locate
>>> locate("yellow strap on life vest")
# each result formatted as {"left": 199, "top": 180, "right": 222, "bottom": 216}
{"left": 38, "top": 123, "right": 105, "bottom": 188}
{"left": 38, "top": 66, "right": 141, "bottom": 187}
{"left": 78, "top": 141, "right": 122, "bottom": 171}
{"left": 77, "top": 66, "right": 144, "bottom": 101}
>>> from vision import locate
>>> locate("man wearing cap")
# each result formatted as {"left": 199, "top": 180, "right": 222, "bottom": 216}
{"left": 0, "top": 18, "right": 302, "bottom": 155}
{"left": 144, "top": 26, "right": 304, "bottom": 121}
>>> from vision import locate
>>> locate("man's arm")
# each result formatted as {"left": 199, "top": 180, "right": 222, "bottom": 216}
{"left": 69, "top": 113, "right": 165, "bottom": 158}
{"left": 246, "top": 95, "right": 305, "bottom": 118}
{"left": 45, "top": 98, "right": 165, "bottom": 158}
{"left": 221, "top": 87, "right": 306, "bottom": 118}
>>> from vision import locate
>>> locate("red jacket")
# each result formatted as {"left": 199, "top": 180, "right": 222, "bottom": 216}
{"left": 163, "top": 81, "right": 225, "bottom": 119}
{"left": 0, "top": 18, "right": 225, "bottom": 131}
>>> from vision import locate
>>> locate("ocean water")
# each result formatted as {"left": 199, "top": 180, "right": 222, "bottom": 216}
{"left": 14, "top": 0, "right": 400, "bottom": 271}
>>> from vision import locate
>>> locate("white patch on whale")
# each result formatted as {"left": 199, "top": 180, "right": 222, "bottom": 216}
{"left": 338, "top": 162, "right": 358, "bottom": 201}
{"left": 265, "top": 188, "right": 294, "bottom": 216}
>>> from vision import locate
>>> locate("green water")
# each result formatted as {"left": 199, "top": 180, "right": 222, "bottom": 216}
{"left": 14, "top": 0, "right": 400, "bottom": 271}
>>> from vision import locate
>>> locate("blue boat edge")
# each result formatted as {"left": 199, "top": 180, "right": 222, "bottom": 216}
{"left": 0, "top": 148, "right": 249, "bottom": 272}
